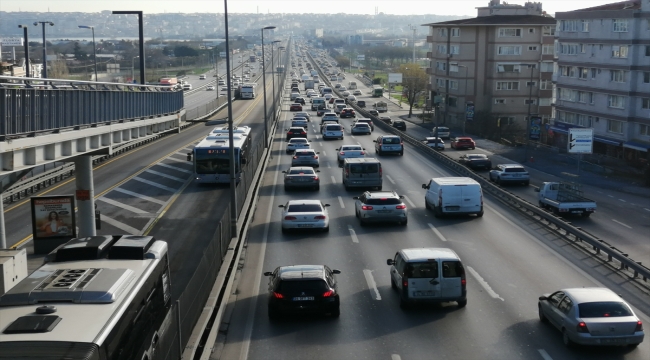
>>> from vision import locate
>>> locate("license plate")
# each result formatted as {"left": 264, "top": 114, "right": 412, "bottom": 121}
{"left": 600, "top": 338, "right": 626, "bottom": 344}
{"left": 297, "top": 224, "right": 314, "bottom": 227}
{"left": 292, "top": 296, "right": 315, "bottom": 301}
{"left": 377, "top": 210, "right": 392, "bottom": 213}
{"left": 511, "top": 174, "right": 521, "bottom": 177}
{"left": 445, "top": 206, "right": 460, "bottom": 211}
{"left": 414, "top": 291, "right": 435, "bottom": 296}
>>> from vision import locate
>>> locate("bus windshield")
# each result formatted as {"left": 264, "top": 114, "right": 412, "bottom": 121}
{"left": 195, "top": 149, "right": 240, "bottom": 174}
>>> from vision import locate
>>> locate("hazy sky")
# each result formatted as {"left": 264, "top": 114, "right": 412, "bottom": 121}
{"left": 0, "top": 0, "right": 616, "bottom": 16}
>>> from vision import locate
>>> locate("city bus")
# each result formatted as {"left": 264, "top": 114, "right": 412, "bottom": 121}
{"left": 0, "top": 235, "right": 173, "bottom": 360}
{"left": 249, "top": 55, "right": 256, "bottom": 63}
{"left": 190, "top": 129, "right": 252, "bottom": 184}
{"left": 372, "top": 85, "right": 384, "bottom": 97}
{"left": 276, "top": 65, "right": 285, "bottom": 73}
{"left": 240, "top": 83, "right": 256, "bottom": 99}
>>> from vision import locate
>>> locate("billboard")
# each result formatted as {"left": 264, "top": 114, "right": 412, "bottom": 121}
{"left": 356, "top": 55, "right": 365, "bottom": 61}
{"left": 529, "top": 116, "right": 542, "bottom": 140}
{"left": 388, "top": 73, "right": 403, "bottom": 84}
{"left": 568, "top": 128, "right": 594, "bottom": 154}
{"left": 465, "top": 102, "right": 475, "bottom": 121}
{"left": 1, "top": 38, "right": 23, "bottom": 46}
{"left": 31, "top": 195, "right": 76, "bottom": 240}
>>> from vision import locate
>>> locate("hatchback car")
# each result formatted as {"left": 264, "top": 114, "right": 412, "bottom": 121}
{"left": 286, "top": 138, "right": 311, "bottom": 153}
{"left": 355, "top": 118, "right": 374, "bottom": 131}
{"left": 340, "top": 108, "right": 356, "bottom": 118}
{"left": 290, "top": 103, "right": 303, "bottom": 111}
{"left": 282, "top": 167, "right": 320, "bottom": 191}
{"left": 278, "top": 200, "right": 330, "bottom": 233}
{"left": 374, "top": 135, "right": 404, "bottom": 156}
{"left": 264, "top": 265, "right": 341, "bottom": 319}
{"left": 292, "top": 149, "right": 320, "bottom": 167}
{"left": 286, "top": 127, "right": 307, "bottom": 141}
{"left": 351, "top": 123, "right": 372, "bottom": 135}
{"left": 458, "top": 154, "right": 492, "bottom": 170}
{"left": 424, "top": 137, "right": 445, "bottom": 150}
{"left": 368, "top": 109, "right": 379, "bottom": 116}
{"left": 538, "top": 287, "right": 644, "bottom": 348}
{"left": 295, "top": 97, "right": 306, "bottom": 105}
{"left": 354, "top": 191, "right": 408, "bottom": 225}
{"left": 392, "top": 120, "right": 406, "bottom": 131}
{"left": 451, "top": 137, "right": 476, "bottom": 150}
{"left": 379, "top": 116, "right": 392, "bottom": 125}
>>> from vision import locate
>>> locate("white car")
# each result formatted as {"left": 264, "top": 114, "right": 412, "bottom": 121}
{"left": 489, "top": 164, "right": 530, "bottom": 186}
{"left": 342, "top": 91, "right": 351, "bottom": 97}
{"left": 279, "top": 199, "right": 330, "bottom": 233}
{"left": 353, "top": 89, "right": 362, "bottom": 96}
{"left": 206, "top": 85, "right": 215, "bottom": 91}
{"left": 424, "top": 137, "right": 445, "bottom": 150}
{"left": 286, "top": 138, "right": 311, "bottom": 153}
{"left": 339, "top": 86, "right": 347, "bottom": 91}
{"left": 336, "top": 145, "right": 366, "bottom": 166}
{"left": 347, "top": 95, "right": 357, "bottom": 102}
{"left": 322, "top": 123, "right": 344, "bottom": 141}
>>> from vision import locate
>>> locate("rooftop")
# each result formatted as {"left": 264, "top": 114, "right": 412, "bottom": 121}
{"left": 572, "top": 0, "right": 641, "bottom": 11}
{"left": 423, "top": 14, "right": 556, "bottom": 27}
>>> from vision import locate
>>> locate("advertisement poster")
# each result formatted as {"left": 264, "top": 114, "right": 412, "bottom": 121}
{"left": 31, "top": 195, "right": 76, "bottom": 240}
{"left": 465, "top": 103, "right": 475, "bottom": 121}
{"left": 529, "top": 116, "right": 542, "bottom": 140}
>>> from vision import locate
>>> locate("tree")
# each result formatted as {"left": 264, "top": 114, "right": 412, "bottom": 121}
{"left": 173, "top": 45, "right": 198, "bottom": 57}
{"left": 397, "top": 63, "right": 428, "bottom": 117}
{"left": 335, "top": 56, "right": 350, "bottom": 69}
{"left": 48, "top": 59, "right": 70, "bottom": 79}
{"left": 73, "top": 42, "right": 88, "bottom": 60}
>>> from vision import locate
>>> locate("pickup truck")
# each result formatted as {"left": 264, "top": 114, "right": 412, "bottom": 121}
{"left": 535, "top": 182, "right": 597, "bottom": 217}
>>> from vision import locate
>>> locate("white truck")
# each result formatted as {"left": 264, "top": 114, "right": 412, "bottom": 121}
{"left": 304, "top": 80, "right": 315, "bottom": 90}
{"left": 535, "top": 182, "right": 597, "bottom": 217}
{"left": 374, "top": 101, "right": 388, "bottom": 113}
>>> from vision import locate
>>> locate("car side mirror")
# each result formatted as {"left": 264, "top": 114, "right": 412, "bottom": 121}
{"left": 373, "top": 140, "right": 377, "bottom": 143}
{"left": 335, "top": 148, "right": 340, "bottom": 151}
{"left": 352, "top": 196, "right": 359, "bottom": 200}
{"left": 324, "top": 204, "right": 331, "bottom": 207}
{"left": 332, "top": 269, "right": 341, "bottom": 274}
{"left": 186, "top": 153, "right": 192, "bottom": 162}
{"left": 386, "top": 259, "right": 394, "bottom": 266}
{"left": 316, "top": 170, "right": 320, "bottom": 173}
{"left": 399, "top": 195, "right": 404, "bottom": 199}
{"left": 282, "top": 171, "right": 287, "bottom": 173}
{"left": 362, "top": 148, "right": 366, "bottom": 150}
{"left": 422, "top": 184, "right": 428, "bottom": 189}
{"left": 534, "top": 188, "right": 540, "bottom": 192}
{"left": 278, "top": 205, "right": 285, "bottom": 208}
{"left": 538, "top": 296, "right": 547, "bottom": 301}
{"left": 316, "top": 152, "right": 320, "bottom": 154}
{"left": 263, "top": 272, "right": 273, "bottom": 276}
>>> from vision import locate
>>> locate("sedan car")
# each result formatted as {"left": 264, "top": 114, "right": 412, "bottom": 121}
{"left": 286, "top": 138, "right": 311, "bottom": 153}
{"left": 351, "top": 123, "right": 372, "bottom": 135}
{"left": 295, "top": 112, "right": 311, "bottom": 121}
{"left": 294, "top": 97, "right": 306, "bottom": 105}
{"left": 392, "top": 120, "right": 406, "bottom": 131}
{"left": 368, "top": 109, "right": 379, "bottom": 116}
{"left": 278, "top": 200, "right": 330, "bottom": 233}
{"left": 353, "top": 89, "right": 362, "bottom": 96}
{"left": 538, "top": 287, "right": 644, "bottom": 348}
{"left": 451, "top": 137, "right": 476, "bottom": 150}
{"left": 282, "top": 167, "right": 320, "bottom": 191}
{"left": 206, "top": 85, "right": 215, "bottom": 91}
{"left": 291, "top": 149, "right": 320, "bottom": 167}
{"left": 458, "top": 154, "right": 492, "bottom": 170}
{"left": 264, "top": 265, "right": 340, "bottom": 319}
{"left": 336, "top": 145, "right": 366, "bottom": 166}
{"left": 290, "top": 103, "right": 303, "bottom": 111}
{"left": 354, "top": 191, "right": 408, "bottom": 226}
{"left": 340, "top": 108, "right": 356, "bottom": 118}
{"left": 286, "top": 127, "right": 308, "bottom": 141}
{"left": 424, "top": 137, "right": 445, "bottom": 150}
{"left": 342, "top": 91, "right": 351, "bottom": 97}
{"left": 379, "top": 116, "right": 392, "bottom": 125}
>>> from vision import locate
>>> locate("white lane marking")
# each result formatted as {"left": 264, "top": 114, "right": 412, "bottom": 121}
{"left": 403, "top": 196, "right": 416, "bottom": 208}
{"left": 313, "top": 128, "right": 318, "bottom": 133}
{"left": 348, "top": 225, "right": 359, "bottom": 243}
{"left": 157, "top": 162, "right": 192, "bottom": 173}
{"left": 363, "top": 269, "right": 382, "bottom": 300}
{"left": 113, "top": 187, "right": 166, "bottom": 205}
{"left": 98, "top": 196, "right": 148, "bottom": 214}
{"left": 645, "top": 208, "right": 650, "bottom": 212}
{"left": 338, "top": 196, "right": 345, "bottom": 208}
{"left": 612, "top": 219, "right": 632, "bottom": 229}
{"left": 331, "top": 176, "right": 336, "bottom": 184}
{"left": 145, "top": 169, "right": 186, "bottom": 182}
{"left": 391, "top": 355, "right": 402, "bottom": 360}
{"left": 467, "top": 266, "right": 504, "bottom": 301}
{"left": 427, "top": 223, "right": 447, "bottom": 241}
{"left": 327, "top": 162, "right": 331, "bottom": 168}
{"left": 608, "top": 195, "right": 614, "bottom": 198}
{"left": 100, "top": 214, "right": 141, "bottom": 234}
{"left": 538, "top": 349, "right": 553, "bottom": 360}
{"left": 322, "top": 150, "right": 327, "bottom": 156}
{"left": 175, "top": 151, "right": 187, "bottom": 156}
{"left": 132, "top": 177, "right": 178, "bottom": 192}
{"left": 386, "top": 175, "right": 396, "bottom": 184}
{"left": 618, "top": 199, "right": 626, "bottom": 202}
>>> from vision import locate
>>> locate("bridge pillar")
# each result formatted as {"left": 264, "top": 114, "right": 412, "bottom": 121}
{"left": 75, "top": 156, "right": 96, "bottom": 238}
{"left": 0, "top": 194, "right": 6, "bottom": 248}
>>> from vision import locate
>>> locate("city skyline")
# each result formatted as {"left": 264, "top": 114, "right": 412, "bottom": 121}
{"left": 0, "top": 0, "right": 618, "bottom": 17}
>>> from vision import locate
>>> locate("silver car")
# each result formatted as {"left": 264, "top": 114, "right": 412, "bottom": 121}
{"left": 353, "top": 191, "right": 408, "bottom": 226}
{"left": 282, "top": 167, "right": 320, "bottom": 191}
{"left": 286, "top": 138, "right": 311, "bottom": 154}
{"left": 279, "top": 199, "right": 330, "bottom": 233}
{"left": 295, "top": 112, "right": 311, "bottom": 121}
{"left": 538, "top": 287, "right": 644, "bottom": 348}
{"left": 291, "top": 149, "right": 320, "bottom": 167}
{"left": 351, "top": 123, "right": 371, "bottom": 135}
{"left": 336, "top": 145, "right": 365, "bottom": 166}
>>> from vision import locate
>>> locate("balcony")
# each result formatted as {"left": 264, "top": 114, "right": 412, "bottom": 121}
{"left": 427, "top": 35, "right": 434, "bottom": 43}
{"left": 426, "top": 51, "right": 433, "bottom": 59}
{"left": 426, "top": 67, "right": 433, "bottom": 75}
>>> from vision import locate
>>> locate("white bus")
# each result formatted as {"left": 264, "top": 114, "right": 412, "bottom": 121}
{"left": 190, "top": 130, "right": 252, "bottom": 184}
{"left": 0, "top": 235, "right": 173, "bottom": 360}
{"left": 240, "top": 83, "right": 256, "bottom": 99}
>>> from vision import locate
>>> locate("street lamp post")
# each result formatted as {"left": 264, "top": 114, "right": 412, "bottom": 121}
{"left": 458, "top": 65, "right": 470, "bottom": 135}
{"left": 222, "top": 0, "right": 237, "bottom": 236}
{"left": 270, "top": 40, "right": 280, "bottom": 124}
{"left": 18, "top": 25, "right": 30, "bottom": 78}
{"left": 131, "top": 56, "right": 139, "bottom": 83}
{"left": 261, "top": 26, "right": 276, "bottom": 148}
{"left": 34, "top": 21, "right": 54, "bottom": 79}
{"left": 112, "top": 11, "right": 145, "bottom": 85}
{"left": 78, "top": 25, "right": 97, "bottom": 81}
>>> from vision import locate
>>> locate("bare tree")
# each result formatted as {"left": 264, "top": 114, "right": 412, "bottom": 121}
{"left": 48, "top": 59, "right": 70, "bottom": 79}
{"left": 397, "top": 63, "right": 428, "bottom": 117}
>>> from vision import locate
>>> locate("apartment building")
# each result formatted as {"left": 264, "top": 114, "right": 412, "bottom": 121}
{"left": 424, "top": 0, "right": 555, "bottom": 135}
{"left": 553, "top": 0, "right": 650, "bottom": 162}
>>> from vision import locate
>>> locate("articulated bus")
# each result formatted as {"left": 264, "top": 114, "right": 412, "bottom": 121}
{"left": 190, "top": 128, "right": 252, "bottom": 184}
{"left": 0, "top": 235, "right": 173, "bottom": 360}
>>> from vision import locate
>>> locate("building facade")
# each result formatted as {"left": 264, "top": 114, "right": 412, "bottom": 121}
{"left": 425, "top": 1, "right": 555, "bottom": 135}
{"left": 553, "top": 0, "right": 650, "bottom": 163}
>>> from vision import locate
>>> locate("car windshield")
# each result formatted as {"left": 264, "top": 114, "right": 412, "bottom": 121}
{"left": 365, "top": 198, "right": 401, "bottom": 205}
{"left": 295, "top": 151, "right": 315, "bottom": 156}
{"left": 278, "top": 280, "right": 328, "bottom": 292}
{"left": 342, "top": 146, "right": 361, "bottom": 151}
{"left": 505, "top": 168, "right": 527, "bottom": 172}
{"left": 578, "top": 302, "right": 633, "bottom": 318}
{"left": 354, "top": 124, "right": 369, "bottom": 128}
{"left": 289, "top": 169, "right": 314, "bottom": 175}
{"left": 287, "top": 204, "right": 323, "bottom": 212}
{"left": 350, "top": 164, "right": 379, "bottom": 173}
{"left": 326, "top": 125, "right": 341, "bottom": 131}
{"left": 458, "top": 139, "right": 472, "bottom": 143}
{"left": 405, "top": 262, "right": 439, "bottom": 278}
{"left": 436, "top": 127, "right": 449, "bottom": 132}
{"left": 382, "top": 138, "right": 401, "bottom": 144}
{"left": 468, "top": 155, "right": 487, "bottom": 159}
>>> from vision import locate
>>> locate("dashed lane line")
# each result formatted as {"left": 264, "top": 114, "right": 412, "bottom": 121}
{"left": 113, "top": 187, "right": 167, "bottom": 205}
{"left": 386, "top": 175, "right": 396, "bottom": 184}
{"left": 331, "top": 176, "right": 336, "bottom": 184}
{"left": 156, "top": 162, "right": 192, "bottom": 174}
{"left": 538, "top": 349, "right": 553, "bottom": 360}
{"left": 467, "top": 266, "right": 504, "bottom": 301}
{"left": 427, "top": 223, "right": 447, "bottom": 241}
{"left": 145, "top": 169, "right": 187, "bottom": 182}
{"left": 391, "top": 355, "right": 402, "bottom": 360}
{"left": 403, "top": 196, "right": 416, "bottom": 208}
{"left": 98, "top": 196, "right": 148, "bottom": 214}
{"left": 612, "top": 219, "right": 632, "bottom": 229}
{"left": 348, "top": 225, "right": 359, "bottom": 243}
{"left": 362, "top": 269, "right": 382, "bottom": 300}
{"left": 338, "top": 196, "right": 345, "bottom": 208}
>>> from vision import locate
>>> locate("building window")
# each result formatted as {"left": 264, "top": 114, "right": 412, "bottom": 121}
{"left": 578, "top": 67, "right": 589, "bottom": 79}
{"left": 528, "top": 46, "right": 538, "bottom": 51}
{"left": 539, "top": 98, "right": 552, "bottom": 106}
{"left": 529, "top": 28, "right": 535, "bottom": 33}
{"left": 437, "top": 45, "right": 447, "bottom": 54}
{"left": 449, "top": 80, "right": 458, "bottom": 90}
{"left": 540, "top": 80, "right": 552, "bottom": 90}
{"left": 542, "top": 44, "right": 554, "bottom": 55}
{"left": 578, "top": 91, "right": 589, "bottom": 103}
{"left": 613, "top": 19, "right": 628, "bottom": 32}
{"left": 498, "top": 28, "right": 522, "bottom": 37}
{"left": 608, "top": 95, "right": 625, "bottom": 109}
{"left": 591, "top": 68, "right": 597, "bottom": 79}
{"left": 608, "top": 119, "right": 624, "bottom": 134}
{"left": 642, "top": 98, "right": 650, "bottom": 109}
{"left": 558, "top": 88, "right": 578, "bottom": 102}
{"left": 610, "top": 70, "right": 626, "bottom": 83}
{"left": 612, "top": 45, "right": 629, "bottom": 58}
{"left": 496, "top": 81, "right": 520, "bottom": 90}
{"left": 577, "top": 114, "right": 592, "bottom": 127}
{"left": 525, "top": 99, "right": 536, "bottom": 105}
{"left": 646, "top": 45, "right": 650, "bottom": 56}
{"left": 450, "top": 45, "right": 460, "bottom": 55}
{"left": 540, "top": 62, "right": 554, "bottom": 73}
{"left": 436, "top": 78, "right": 446, "bottom": 88}
{"left": 497, "top": 46, "right": 521, "bottom": 55}
{"left": 438, "top": 28, "right": 447, "bottom": 37}
{"left": 589, "top": 92, "right": 595, "bottom": 104}
{"left": 559, "top": 66, "right": 569, "bottom": 77}
{"left": 501, "top": 117, "right": 516, "bottom": 125}
{"left": 640, "top": 124, "right": 649, "bottom": 136}
{"left": 580, "top": 44, "right": 586, "bottom": 53}
{"left": 436, "top": 62, "right": 446, "bottom": 71}
{"left": 526, "top": 81, "right": 537, "bottom": 87}
{"left": 497, "top": 64, "right": 521, "bottom": 72}
{"left": 451, "top": 28, "right": 460, "bottom": 37}
{"left": 644, "top": 72, "right": 650, "bottom": 83}
{"left": 560, "top": 20, "right": 580, "bottom": 32}
{"left": 542, "top": 26, "right": 555, "bottom": 36}
{"left": 495, "top": 99, "right": 506, "bottom": 104}
{"left": 569, "top": 67, "right": 577, "bottom": 78}
{"left": 558, "top": 43, "right": 579, "bottom": 55}
{"left": 448, "top": 97, "right": 458, "bottom": 107}
{"left": 581, "top": 20, "right": 589, "bottom": 32}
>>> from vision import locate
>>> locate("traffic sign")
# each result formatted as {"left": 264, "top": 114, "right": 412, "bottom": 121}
{"left": 568, "top": 128, "right": 593, "bottom": 154}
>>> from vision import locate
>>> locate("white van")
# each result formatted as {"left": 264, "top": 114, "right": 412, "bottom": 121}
{"left": 422, "top": 177, "right": 483, "bottom": 217}
{"left": 348, "top": 81, "right": 357, "bottom": 90}
{"left": 387, "top": 247, "right": 467, "bottom": 308}
{"left": 301, "top": 74, "right": 310, "bottom": 82}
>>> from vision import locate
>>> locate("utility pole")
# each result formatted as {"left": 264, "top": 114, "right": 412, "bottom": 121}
{"left": 408, "top": 24, "right": 417, "bottom": 64}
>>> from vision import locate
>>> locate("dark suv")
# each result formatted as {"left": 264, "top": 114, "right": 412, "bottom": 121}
{"left": 264, "top": 265, "right": 341, "bottom": 319}
{"left": 340, "top": 108, "right": 356, "bottom": 118}
{"left": 286, "top": 127, "right": 307, "bottom": 141}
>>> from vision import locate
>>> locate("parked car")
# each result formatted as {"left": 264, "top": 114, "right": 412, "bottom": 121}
{"left": 424, "top": 137, "right": 445, "bottom": 150}
{"left": 278, "top": 200, "right": 330, "bottom": 233}
{"left": 458, "top": 154, "right": 492, "bottom": 170}
{"left": 451, "top": 137, "right": 476, "bottom": 150}
{"left": 489, "top": 164, "right": 530, "bottom": 186}
{"left": 354, "top": 191, "right": 408, "bottom": 226}
{"left": 392, "top": 120, "right": 406, "bottom": 131}
{"left": 282, "top": 167, "right": 320, "bottom": 191}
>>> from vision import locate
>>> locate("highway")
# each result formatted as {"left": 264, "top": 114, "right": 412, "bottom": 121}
{"left": 213, "top": 46, "right": 650, "bottom": 360}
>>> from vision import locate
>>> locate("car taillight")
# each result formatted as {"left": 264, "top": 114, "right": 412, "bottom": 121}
{"left": 314, "top": 155, "right": 319, "bottom": 159}
{"left": 576, "top": 322, "right": 589, "bottom": 333}
{"left": 340, "top": 152, "right": 345, "bottom": 155}
{"left": 313, "top": 176, "right": 319, "bottom": 180}
{"left": 402, "top": 276, "right": 408, "bottom": 288}
{"left": 314, "top": 215, "right": 326, "bottom": 219}
{"left": 379, "top": 167, "right": 382, "bottom": 176}
{"left": 322, "top": 290, "right": 335, "bottom": 297}
{"left": 293, "top": 156, "right": 298, "bottom": 159}
{"left": 362, "top": 205, "right": 373, "bottom": 210}
{"left": 635, "top": 321, "right": 643, "bottom": 332}
{"left": 360, "top": 151, "right": 365, "bottom": 155}
{"left": 273, "top": 291, "right": 284, "bottom": 299}
{"left": 396, "top": 205, "right": 406, "bottom": 210}
{"left": 301, "top": 131, "right": 306, "bottom": 135}
{"left": 284, "top": 216, "right": 297, "bottom": 220}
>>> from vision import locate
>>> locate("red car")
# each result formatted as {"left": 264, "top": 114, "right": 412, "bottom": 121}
{"left": 290, "top": 103, "right": 303, "bottom": 111}
{"left": 451, "top": 137, "right": 476, "bottom": 150}
{"left": 329, "top": 97, "right": 337, "bottom": 104}
{"left": 340, "top": 108, "right": 356, "bottom": 118}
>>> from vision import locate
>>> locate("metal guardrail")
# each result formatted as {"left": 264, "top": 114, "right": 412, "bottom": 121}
{"left": 308, "top": 54, "right": 650, "bottom": 284}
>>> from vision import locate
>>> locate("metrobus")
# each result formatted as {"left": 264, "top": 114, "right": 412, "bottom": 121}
{"left": 0, "top": 235, "right": 173, "bottom": 360}
{"left": 372, "top": 85, "right": 384, "bottom": 97}
{"left": 249, "top": 55, "right": 256, "bottom": 63}
{"left": 240, "top": 83, "right": 256, "bottom": 99}
{"left": 190, "top": 129, "right": 252, "bottom": 184}
{"left": 276, "top": 65, "right": 285, "bottom": 73}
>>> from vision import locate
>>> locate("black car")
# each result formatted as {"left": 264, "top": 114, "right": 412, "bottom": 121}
{"left": 295, "top": 97, "right": 306, "bottom": 105}
{"left": 264, "top": 265, "right": 341, "bottom": 319}
{"left": 317, "top": 108, "right": 328, "bottom": 116}
{"left": 357, "top": 100, "right": 366, "bottom": 108}
{"left": 458, "top": 154, "right": 492, "bottom": 170}
{"left": 392, "top": 120, "right": 406, "bottom": 131}
{"left": 286, "top": 127, "right": 307, "bottom": 141}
